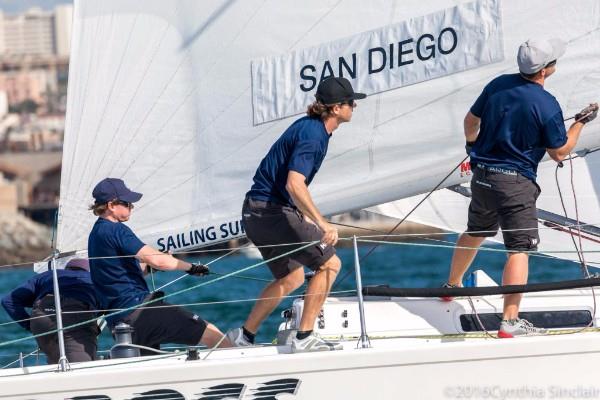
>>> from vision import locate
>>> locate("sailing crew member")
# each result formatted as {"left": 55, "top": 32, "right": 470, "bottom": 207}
{"left": 443, "top": 38, "right": 598, "bottom": 337}
{"left": 87, "top": 178, "right": 231, "bottom": 353}
{"left": 1, "top": 258, "right": 99, "bottom": 364}
{"left": 227, "top": 77, "right": 366, "bottom": 352}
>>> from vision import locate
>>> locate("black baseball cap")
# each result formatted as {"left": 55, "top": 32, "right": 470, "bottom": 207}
{"left": 92, "top": 178, "right": 143, "bottom": 204}
{"left": 315, "top": 77, "right": 367, "bottom": 105}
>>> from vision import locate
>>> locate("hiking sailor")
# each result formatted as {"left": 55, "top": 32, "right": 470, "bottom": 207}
{"left": 1, "top": 258, "right": 99, "bottom": 364}
{"left": 227, "top": 77, "right": 366, "bottom": 352}
{"left": 442, "top": 38, "right": 598, "bottom": 337}
{"left": 87, "top": 178, "right": 231, "bottom": 353}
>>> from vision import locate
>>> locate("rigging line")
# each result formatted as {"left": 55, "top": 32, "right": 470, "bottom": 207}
{"left": 1, "top": 349, "right": 39, "bottom": 370}
{"left": 0, "top": 290, "right": 357, "bottom": 330}
{"left": 356, "top": 238, "right": 600, "bottom": 255}
{"left": 4, "top": 221, "right": 600, "bottom": 270}
{"left": 333, "top": 155, "right": 469, "bottom": 289}
{"left": 82, "top": 21, "right": 174, "bottom": 198}
{"left": 0, "top": 241, "right": 318, "bottom": 348}
{"left": 355, "top": 222, "right": 600, "bottom": 238}
{"left": 333, "top": 218, "right": 600, "bottom": 265}
{"left": 555, "top": 160, "right": 587, "bottom": 272}
{"left": 71, "top": 15, "right": 140, "bottom": 202}
{"left": 154, "top": 247, "right": 241, "bottom": 292}
{"left": 570, "top": 156, "right": 590, "bottom": 276}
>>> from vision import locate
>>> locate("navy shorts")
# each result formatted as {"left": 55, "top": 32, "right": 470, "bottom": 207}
{"left": 242, "top": 198, "right": 336, "bottom": 279}
{"left": 467, "top": 166, "right": 541, "bottom": 252}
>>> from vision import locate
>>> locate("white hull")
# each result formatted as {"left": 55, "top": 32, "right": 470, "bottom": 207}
{"left": 3, "top": 272, "right": 600, "bottom": 399}
{"left": 2, "top": 335, "right": 600, "bottom": 399}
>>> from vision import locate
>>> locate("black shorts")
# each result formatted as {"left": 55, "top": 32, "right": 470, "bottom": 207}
{"left": 122, "top": 293, "right": 207, "bottom": 353}
{"left": 467, "top": 166, "right": 541, "bottom": 252}
{"left": 242, "top": 198, "right": 336, "bottom": 279}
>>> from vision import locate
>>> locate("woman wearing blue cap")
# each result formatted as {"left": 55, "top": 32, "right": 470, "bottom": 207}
{"left": 88, "top": 178, "right": 231, "bottom": 354}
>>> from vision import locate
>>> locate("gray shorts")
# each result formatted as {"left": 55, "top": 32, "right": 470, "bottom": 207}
{"left": 31, "top": 295, "right": 99, "bottom": 364}
{"left": 467, "top": 166, "right": 541, "bottom": 252}
{"left": 242, "top": 198, "right": 336, "bottom": 279}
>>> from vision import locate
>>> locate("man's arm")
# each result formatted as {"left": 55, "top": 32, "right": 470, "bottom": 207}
{"left": 464, "top": 111, "right": 481, "bottom": 142}
{"left": 1, "top": 282, "right": 37, "bottom": 331}
{"left": 286, "top": 170, "right": 338, "bottom": 246}
{"left": 546, "top": 122, "right": 584, "bottom": 162}
{"left": 136, "top": 246, "right": 193, "bottom": 272}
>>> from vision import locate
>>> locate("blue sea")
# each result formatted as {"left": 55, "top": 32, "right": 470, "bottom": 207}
{"left": 0, "top": 237, "right": 584, "bottom": 368}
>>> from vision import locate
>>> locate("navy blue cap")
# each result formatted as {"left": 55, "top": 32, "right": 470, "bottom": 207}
{"left": 92, "top": 178, "right": 143, "bottom": 204}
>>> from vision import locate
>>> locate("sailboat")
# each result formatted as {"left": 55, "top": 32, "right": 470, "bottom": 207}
{"left": 2, "top": 0, "right": 600, "bottom": 398}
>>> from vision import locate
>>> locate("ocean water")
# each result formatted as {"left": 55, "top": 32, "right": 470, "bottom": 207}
{"left": 0, "top": 237, "right": 584, "bottom": 368}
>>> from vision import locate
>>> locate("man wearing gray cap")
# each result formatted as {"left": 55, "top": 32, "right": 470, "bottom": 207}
{"left": 442, "top": 38, "right": 598, "bottom": 337}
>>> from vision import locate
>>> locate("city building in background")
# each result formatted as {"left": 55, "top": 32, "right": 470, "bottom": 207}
{"left": 0, "top": 4, "right": 72, "bottom": 231}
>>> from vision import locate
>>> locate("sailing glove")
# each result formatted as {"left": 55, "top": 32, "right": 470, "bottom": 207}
{"left": 465, "top": 141, "right": 476, "bottom": 156}
{"left": 575, "top": 103, "right": 599, "bottom": 124}
{"left": 187, "top": 262, "right": 210, "bottom": 276}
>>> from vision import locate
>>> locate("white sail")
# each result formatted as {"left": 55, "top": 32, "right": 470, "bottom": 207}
{"left": 369, "top": 151, "right": 600, "bottom": 265}
{"left": 57, "top": 0, "right": 600, "bottom": 253}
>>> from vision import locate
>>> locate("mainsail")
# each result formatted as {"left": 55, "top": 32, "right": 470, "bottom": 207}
{"left": 57, "top": 0, "right": 600, "bottom": 253}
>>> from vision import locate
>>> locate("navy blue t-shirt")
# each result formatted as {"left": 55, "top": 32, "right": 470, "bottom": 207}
{"left": 88, "top": 218, "right": 146, "bottom": 325}
{"left": 1, "top": 269, "right": 96, "bottom": 331}
{"left": 247, "top": 116, "right": 330, "bottom": 206}
{"left": 469, "top": 74, "right": 567, "bottom": 180}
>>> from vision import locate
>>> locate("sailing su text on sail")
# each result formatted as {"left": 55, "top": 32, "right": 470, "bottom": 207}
{"left": 156, "top": 220, "right": 245, "bottom": 252}
{"left": 298, "top": 27, "right": 458, "bottom": 92}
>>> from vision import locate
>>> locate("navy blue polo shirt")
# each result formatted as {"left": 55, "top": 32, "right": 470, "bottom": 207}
{"left": 247, "top": 116, "right": 330, "bottom": 207}
{"left": 469, "top": 74, "right": 567, "bottom": 180}
{"left": 88, "top": 218, "right": 146, "bottom": 326}
{"left": 1, "top": 269, "right": 96, "bottom": 331}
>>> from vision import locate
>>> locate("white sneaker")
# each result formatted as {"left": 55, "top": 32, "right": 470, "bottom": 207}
{"left": 498, "top": 319, "right": 548, "bottom": 338}
{"left": 291, "top": 332, "right": 342, "bottom": 353}
{"left": 226, "top": 327, "right": 253, "bottom": 347}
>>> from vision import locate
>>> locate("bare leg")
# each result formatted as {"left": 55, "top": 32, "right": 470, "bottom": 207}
{"left": 447, "top": 233, "right": 486, "bottom": 285}
{"left": 199, "top": 323, "right": 232, "bottom": 348}
{"left": 502, "top": 252, "right": 528, "bottom": 320}
{"left": 299, "top": 255, "right": 342, "bottom": 331}
{"left": 243, "top": 267, "right": 305, "bottom": 333}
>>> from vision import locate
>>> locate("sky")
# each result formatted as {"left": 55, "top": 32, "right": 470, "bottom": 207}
{"left": 0, "top": 0, "right": 72, "bottom": 14}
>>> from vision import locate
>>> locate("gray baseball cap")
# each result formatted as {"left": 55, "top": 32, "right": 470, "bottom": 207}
{"left": 517, "top": 38, "right": 566, "bottom": 74}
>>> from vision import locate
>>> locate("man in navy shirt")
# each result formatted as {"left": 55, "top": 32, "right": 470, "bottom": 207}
{"left": 228, "top": 77, "right": 366, "bottom": 352}
{"left": 88, "top": 178, "right": 231, "bottom": 353}
{"left": 2, "top": 258, "right": 99, "bottom": 364}
{"left": 442, "top": 38, "right": 597, "bottom": 337}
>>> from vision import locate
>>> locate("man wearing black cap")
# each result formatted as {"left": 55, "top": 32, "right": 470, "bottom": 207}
{"left": 2, "top": 258, "right": 99, "bottom": 364}
{"left": 88, "top": 178, "right": 231, "bottom": 354}
{"left": 228, "top": 77, "right": 366, "bottom": 353}
{"left": 442, "top": 38, "right": 598, "bottom": 338}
